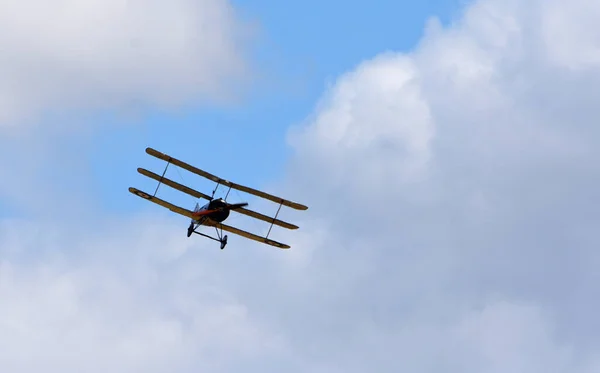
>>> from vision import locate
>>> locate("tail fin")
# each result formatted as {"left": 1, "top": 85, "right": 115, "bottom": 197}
{"left": 190, "top": 202, "right": 200, "bottom": 223}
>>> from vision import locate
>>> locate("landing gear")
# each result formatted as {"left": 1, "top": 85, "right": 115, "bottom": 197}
{"left": 214, "top": 225, "right": 227, "bottom": 250}
{"left": 187, "top": 219, "right": 228, "bottom": 250}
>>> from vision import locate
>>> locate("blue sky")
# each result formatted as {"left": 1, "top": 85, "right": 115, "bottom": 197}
{"left": 0, "top": 0, "right": 465, "bottom": 219}
{"left": 83, "top": 0, "right": 466, "bottom": 216}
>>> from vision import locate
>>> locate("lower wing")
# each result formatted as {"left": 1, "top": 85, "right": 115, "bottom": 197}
{"left": 204, "top": 221, "right": 290, "bottom": 249}
{"left": 128, "top": 187, "right": 195, "bottom": 220}
{"left": 129, "top": 187, "right": 290, "bottom": 249}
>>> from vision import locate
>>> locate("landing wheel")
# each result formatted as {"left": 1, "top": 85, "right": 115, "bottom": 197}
{"left": 187, "top": 222, "right": 194, "bottom": 237}
{"left": 220, "top": 235, "right": 228, "bottom": 250}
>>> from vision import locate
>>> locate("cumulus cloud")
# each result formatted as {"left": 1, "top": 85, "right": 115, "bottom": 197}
{"left": 0, "top": 216, "right": 292, "bottom": 373}
{"left": 0, "top": 0, "right": 252, "bottom": 128}
{"left": 2, "top": 0, "right": 600, "bottom": 371}
{"left": 279, "top": 0, "right": 600, "bottom": 370}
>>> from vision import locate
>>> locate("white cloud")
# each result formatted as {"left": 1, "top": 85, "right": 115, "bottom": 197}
{"left": 0, "top": 0, "right": 252, "bottom": 128}
{"left": 288, "top": 53, "right": 435, "bottom": 194}
{"left": 444, "top": 301, "right": 577, "bottom": 372}
{"left": 0, "top": 215, "right": 292, "bottom": 373}
{"left": 279, "top": 0, "right": 600, "bottom": 370}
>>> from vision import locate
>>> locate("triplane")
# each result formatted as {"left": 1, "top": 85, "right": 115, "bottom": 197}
{"left": 129, "top": 147, "right": 307, "bottom": 249}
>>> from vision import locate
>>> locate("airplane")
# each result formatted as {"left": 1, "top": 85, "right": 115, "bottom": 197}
{"left": 128, "top": 147, "right": 307, "bottom": 250}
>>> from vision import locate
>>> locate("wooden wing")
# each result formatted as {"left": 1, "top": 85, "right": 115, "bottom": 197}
{"left": 204, "top": 221, "right": 290, "bottom": 249}
{"left": 145, "top": 147, "right": 308, "bottom": 210}
{"left": 138, "top": 168, "right": 212, "bottom": 200}
{"left": 128, "top": 187, "right": 195, "bottom": 219}
{"left": 137, "top": 168, "right": 299, "bottom": 230}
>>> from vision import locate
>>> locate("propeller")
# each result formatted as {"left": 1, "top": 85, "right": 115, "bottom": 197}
{"left": 226, "top": 202, "right": 248, "bottom": 210}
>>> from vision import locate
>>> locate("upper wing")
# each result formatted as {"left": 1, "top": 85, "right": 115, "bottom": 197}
{"left": 137, "top": 167, "right": 299, "bottom": 230}
{"left": 204, "top": 221, "right": 290, "bottom": 249}
{"left": 128, "top": 187, "right": 195, "bottom": 220}
{"left": 145, "top": 147, "right": 308, "bottom": 211}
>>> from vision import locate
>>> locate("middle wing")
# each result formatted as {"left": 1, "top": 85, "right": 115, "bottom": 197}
{"left": 137, "top": 167, "right": 299, "bottom": 230}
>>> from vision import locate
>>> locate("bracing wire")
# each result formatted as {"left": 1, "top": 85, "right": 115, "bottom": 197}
{"left": 174, "top": 166, "right": 198, "bottom": 204}
{"left": 175, "top": 165, "right": 185, "bottom": 184}
{"left": 234, "top": 188, "right": 265, "bottom": 235}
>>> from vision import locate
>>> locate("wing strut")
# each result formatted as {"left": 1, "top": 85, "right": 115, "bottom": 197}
{"left": 211, "top": 180, "right": 220, "bottom": 200}
{"left": 266, "top": 202, "right": 283, "bottom": 240}
{"left": 153, "top": 160, "right": 170, "bottom": 197}
{"left": 224, "top": 185, "right": 232, "bottom": 201}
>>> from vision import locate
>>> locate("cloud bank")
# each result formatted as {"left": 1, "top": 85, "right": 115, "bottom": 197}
{"left": 0, "top": 0, "right": 251, "bottom": 128}
{"left": 281, "top": 0, "right": 600, "bottom": 370}
{"left": 2, "top": 0, "right": 600, "bottom": 371}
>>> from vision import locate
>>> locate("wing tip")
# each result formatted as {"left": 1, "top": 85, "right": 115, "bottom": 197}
{"left": 145, "top": 147, "right": 169, "bottom": 159}
{"left": 273, "top": 221, "right": 299, "bottom": 230}
{"left": 265, "top": 238, "right": 290, "bottom": 249}
{"left": 128, "top": 187, "right": 152, "bottom": 200}
{"left": 287, "top": 201, "right": 308, "bottom": 211}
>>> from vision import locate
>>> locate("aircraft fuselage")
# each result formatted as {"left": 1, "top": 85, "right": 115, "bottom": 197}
{"left": 192, "top": 198, "right": 230, "bottom": 223}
